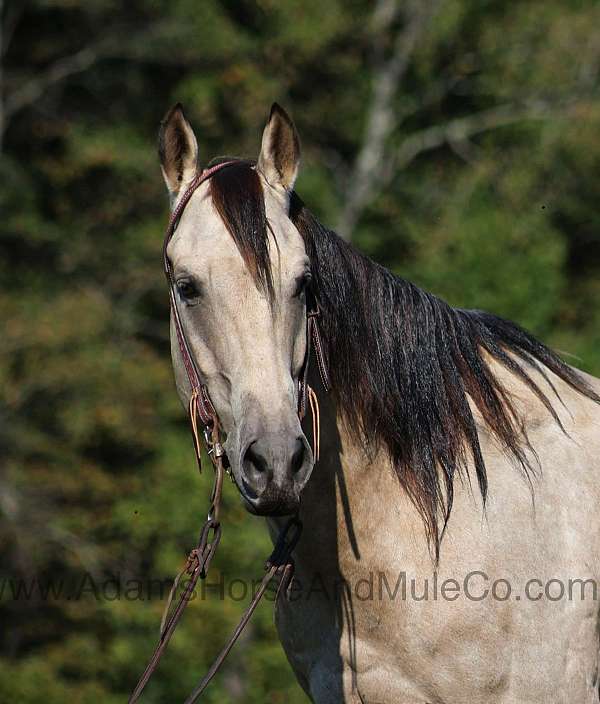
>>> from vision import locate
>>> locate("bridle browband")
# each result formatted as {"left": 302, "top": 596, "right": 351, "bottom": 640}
{"left": 129, "top": 160, "right": 329, "bottom": 702}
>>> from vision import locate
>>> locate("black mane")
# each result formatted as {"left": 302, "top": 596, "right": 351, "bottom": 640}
{"left": 210, "top": 161, "right": 600, "bottom": 557}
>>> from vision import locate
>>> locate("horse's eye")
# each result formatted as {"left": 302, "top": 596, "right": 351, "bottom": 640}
{"left": 176, "top": 279, "right": 199, "bottom": 301}
{"left": 294, "top": 273, "right": 312, "bottom": 298}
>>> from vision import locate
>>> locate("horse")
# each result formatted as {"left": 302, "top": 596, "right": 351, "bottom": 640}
{"left": 157, "top": 101, "right": 600, "bottom": 703}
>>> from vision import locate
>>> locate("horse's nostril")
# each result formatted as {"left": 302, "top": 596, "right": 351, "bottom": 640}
{"left": 241, "top": 436, "right": 308, "bottom": 496}
{"left": 291, "top": 438, "right": 306, "bottom": 474}
{"left": 243, "top": 442, "right": 268, "bottom": 475}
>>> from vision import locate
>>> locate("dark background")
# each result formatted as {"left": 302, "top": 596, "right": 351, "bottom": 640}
{"left": 1, "top": 1, "right": 599, "bottom": 701}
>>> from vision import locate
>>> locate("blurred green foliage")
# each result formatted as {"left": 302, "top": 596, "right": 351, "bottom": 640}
{"left": 1, "top": 1, "right": 599, "bottom": 701}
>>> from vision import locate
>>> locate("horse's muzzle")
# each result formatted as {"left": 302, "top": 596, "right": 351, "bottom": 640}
{"left": 236, "top": 432, "right": 313, "bottom": 515}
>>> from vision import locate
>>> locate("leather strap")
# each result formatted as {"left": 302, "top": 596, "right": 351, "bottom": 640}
{"left": 163, "top": 161, "right": 238, "bottom": 433}
{"left": 128, "top": 419, "right": 226, "bottom": 704}
{"left": 298, "top": 292, "right": 330, "bottom": 419}
{"left": 183, "top": 518, "right": 302, "bottom": 704}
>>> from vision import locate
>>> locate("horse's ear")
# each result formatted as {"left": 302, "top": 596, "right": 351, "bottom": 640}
{"left": 158, "top": 103, "right": 199, "bottom": 200}
{"left": 257, "top": 103, "right": 300, "bottom": 191}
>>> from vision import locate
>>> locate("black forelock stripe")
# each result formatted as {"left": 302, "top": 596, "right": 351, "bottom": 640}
{"left": 208, "top": 160, "right": 274, "bottom": 301}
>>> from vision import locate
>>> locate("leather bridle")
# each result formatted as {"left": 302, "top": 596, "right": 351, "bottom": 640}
{"left": 129, "top": 160, "right": 329, "bottom": 702}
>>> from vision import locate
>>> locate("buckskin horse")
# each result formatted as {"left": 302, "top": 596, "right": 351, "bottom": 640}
{"left": 136, "top": 103, "right": 600, "bottom": 703}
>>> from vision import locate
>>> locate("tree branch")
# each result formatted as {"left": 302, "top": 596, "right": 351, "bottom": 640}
{"left": 338, "top": 92, "right": 594, "bottom": 235}
{"left": 382, "top": 96, "right": 585, "bottom": 181}
{"left": 0, "top": 20, "right": 177, "bottom": 149}
{"left": 4, "top": 45, "right": 98, "bottom": 122}
{"left": 336, "top": 0, "right": 441, "bottom": 240}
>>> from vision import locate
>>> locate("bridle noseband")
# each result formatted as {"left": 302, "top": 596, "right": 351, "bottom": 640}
{"left": 129, "top": 160, "right": 329, "bottom": 703}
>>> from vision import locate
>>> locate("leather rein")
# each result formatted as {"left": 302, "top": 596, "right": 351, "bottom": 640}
{"left": 129, "top": 161, "right": 329, "bottom": 703}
